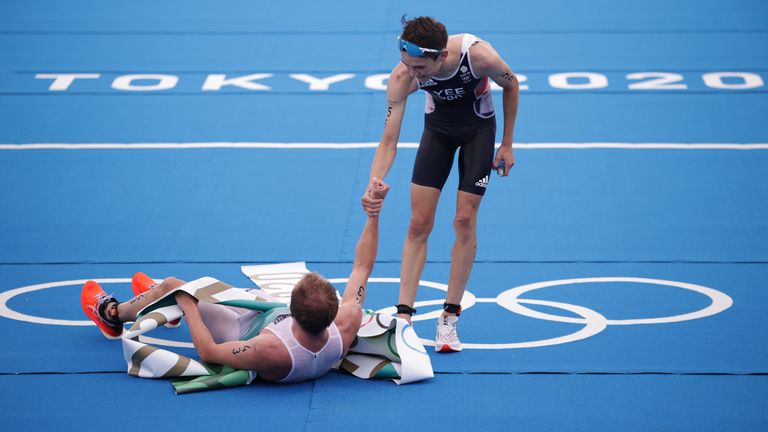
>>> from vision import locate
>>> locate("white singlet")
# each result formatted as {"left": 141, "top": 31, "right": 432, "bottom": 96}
{"left": 262, "top": 314, "right": 344, "bottom": 383}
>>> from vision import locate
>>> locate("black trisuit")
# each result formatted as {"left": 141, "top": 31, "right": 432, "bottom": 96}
{"left": 411, "top": 33, "right": 496, "bottom": 196}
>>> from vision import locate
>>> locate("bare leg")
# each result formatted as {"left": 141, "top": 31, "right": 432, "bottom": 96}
{"left": 398, "top": 184, "right": 441, "bottom": 323}
{"left": 444, "top": 191, "right": 483, "bottom": 315}
{"left": 116, "top": 277, "right": 185, "bottom": 322}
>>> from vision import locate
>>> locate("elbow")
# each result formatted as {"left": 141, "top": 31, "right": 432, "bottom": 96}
{"left": 196, "top": 345, "right": 216, "bottom": 364}
{"left": 509, "top": 77, "right": 520, "bottom": 94}
{"left": 198, "top": 349, "right": 212, "bottom": 364}
{"left": 503, "top": 84, "right": 518, "bottom": 97}
{"left": 499, "top": 74, "right": 519, "bottom": 95}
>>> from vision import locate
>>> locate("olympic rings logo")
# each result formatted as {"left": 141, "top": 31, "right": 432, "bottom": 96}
{"left": 0, "top": 276, "right": 733, "bottom": 350}
{"left": 0, "top": 278, "right": 194, "bottom": 349}
{"left": 332, "top": 276, "right": 733, "bottom": 349}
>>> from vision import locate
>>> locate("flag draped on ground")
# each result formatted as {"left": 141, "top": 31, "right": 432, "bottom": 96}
{"left": 121, "top": 263, "right": 433, "bottom": 393}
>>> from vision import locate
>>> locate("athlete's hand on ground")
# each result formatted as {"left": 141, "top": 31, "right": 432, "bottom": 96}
{"left": 493, "top": 144, "right": 515, "bottom": 177}
{"left": 361, "top": 177, "right": 388, "bottom": 216}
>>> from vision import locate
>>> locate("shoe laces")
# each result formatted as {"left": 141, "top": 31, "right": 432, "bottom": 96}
{"left": 437, "top": 317, "right": 459, "bottom": 344}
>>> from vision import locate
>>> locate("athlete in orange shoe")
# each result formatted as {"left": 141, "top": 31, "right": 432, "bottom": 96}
{"left": 80, "top": 280, "right": 123, "bottom": 339}
{"left": 81, "top": 178, "right": 391, "bottom": 384}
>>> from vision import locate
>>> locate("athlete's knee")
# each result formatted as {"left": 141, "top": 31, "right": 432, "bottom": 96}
{"left": 453, "top": 212, "right": 477, "bottom": 240}
{"left": 407, "top": 214, "right": 434, "bottom": 240}
{"left": 158, "top": 277, "right": 185, "bottom": 292}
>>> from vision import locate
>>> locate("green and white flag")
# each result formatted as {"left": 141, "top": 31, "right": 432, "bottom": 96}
{"left": 241, "top": 262, "right": 434, "bottom": 384}
{"left": 121, "top": 276, "right": 284, "bottom": 393}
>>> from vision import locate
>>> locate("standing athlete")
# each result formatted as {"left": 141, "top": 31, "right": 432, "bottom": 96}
{"left": 362, "top": 16, "right": 520, "bottom": 352}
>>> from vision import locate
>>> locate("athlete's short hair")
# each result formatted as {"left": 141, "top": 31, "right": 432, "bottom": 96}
{"left": 290, "top": 272, "right": 339, "bottom": 335}
{"left": 400, "top": 16, "right": 448, "bottom": 60}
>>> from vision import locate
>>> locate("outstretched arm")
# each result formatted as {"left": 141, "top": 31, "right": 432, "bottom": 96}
{"left": 337, "top": 178, "right": 390, "bottom": 349}
{"left": 362, "top": 64, "right": 417, "bottom": 216}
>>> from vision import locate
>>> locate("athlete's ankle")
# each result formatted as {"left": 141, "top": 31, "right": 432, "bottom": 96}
{"left": 112, "top": 300, "right": 128, "bottom": 324}
{"left": 396, "top": 313, "right": 413, "bottom": 324}
{"left": 442, "top": 302, "right": 462, "bottom": 316}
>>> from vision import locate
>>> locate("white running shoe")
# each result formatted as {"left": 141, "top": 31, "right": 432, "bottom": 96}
{"left": 435, "top": 315, "right": 462, "bottom": 352}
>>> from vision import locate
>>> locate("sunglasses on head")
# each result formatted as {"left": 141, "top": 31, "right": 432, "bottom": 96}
{"left": 397, "top": 36, "right": 443, "bottom": 58}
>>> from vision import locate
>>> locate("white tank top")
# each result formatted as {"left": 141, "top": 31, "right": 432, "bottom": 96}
{"left": 262, "top": 314, "right": 344, "bottom": 383}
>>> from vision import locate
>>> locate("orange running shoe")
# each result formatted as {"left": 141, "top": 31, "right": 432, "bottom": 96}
{"left": 80, "top": 280, "right": 123, "bottom": 339}
{"left": 131, "top": 271, "right": 156, "bottom": 295}
{"left": 131, "top": 272, "right": 181, "bottom": 327}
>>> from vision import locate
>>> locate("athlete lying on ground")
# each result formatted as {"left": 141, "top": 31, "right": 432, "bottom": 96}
{"left": 81, "top": 178, "right": 389, "bottom": 383}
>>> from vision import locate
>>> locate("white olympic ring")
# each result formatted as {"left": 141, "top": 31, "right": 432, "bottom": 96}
{"left": 0, "top": 278, "right": 127, "bottom": 326}
{"left": 497, "top": 277, "right": 733, "bottom": 325}
{"left": 329, "top": 277, "right": 609, "bottom": 349}
{"left": 423, "top": 298, "right": 610, "bottom": 349}
{"left": 0, "top": 278, "right": 193, "bottom": 348}
{"left": 0, "top": 275, "right": 734, "bottom": 350}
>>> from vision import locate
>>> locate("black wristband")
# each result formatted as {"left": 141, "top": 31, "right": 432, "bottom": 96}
{"left": 396, "top": 304, "right": 417, "bottom": 316}
{"left": 443, "top": 302, "right": 462, "bottom": 316}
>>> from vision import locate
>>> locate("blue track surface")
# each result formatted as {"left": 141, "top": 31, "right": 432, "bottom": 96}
{"left": 1, "top": 1, "right": 767, "bottom": 431}
{"left": 1, "top": 148, "right": 766, "bottom": 263}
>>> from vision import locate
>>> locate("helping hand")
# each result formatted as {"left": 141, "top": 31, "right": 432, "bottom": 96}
{"left": 361, "top": 177, "right": 390, "bottom": 216}
{"left": 369, "top": 177, "right": 390, "bottom": 200}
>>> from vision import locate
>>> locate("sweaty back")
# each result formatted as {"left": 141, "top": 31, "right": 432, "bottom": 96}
{"left": 261, "top": 313, "right": 343, "bottom": 383}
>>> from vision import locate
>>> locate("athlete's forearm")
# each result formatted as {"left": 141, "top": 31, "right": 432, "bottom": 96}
{"left": 500, "top": 79, "right": 519, "bottom": 146}
{"left": 342, "top": 215, "right": 379, "bottom": 307}
{"left": 370, "top": 89, "right": 408, "bottom": 179}
{"left": 180, "top": 303, "right": 218, "bottom": 362}
{"left": 354, "top": 214, "right": 380, "bottom": 273}
{"left": 370, "top": 139, "right": 397, "bottom": 179}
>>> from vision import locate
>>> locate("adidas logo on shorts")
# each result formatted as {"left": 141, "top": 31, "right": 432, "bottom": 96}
{"left": 475, "top": 175, "right": 489, "bottom": 188}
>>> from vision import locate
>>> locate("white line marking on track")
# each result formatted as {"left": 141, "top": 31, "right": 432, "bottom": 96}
{"left": 0, "top": 142, "right": 767, "bottom": 150}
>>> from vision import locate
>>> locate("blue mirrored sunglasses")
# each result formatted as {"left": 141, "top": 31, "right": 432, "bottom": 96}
{"left": 397, "top": 36, "right": 443, "bottom": 57}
